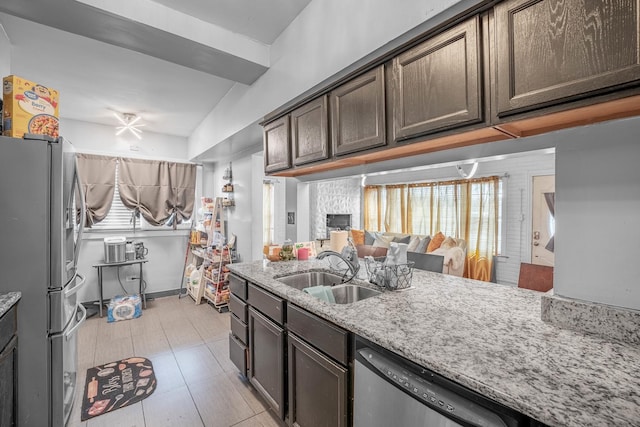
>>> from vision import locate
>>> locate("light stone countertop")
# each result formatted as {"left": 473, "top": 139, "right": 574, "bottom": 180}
{"left": 228, "top": 259, "right": 640, "bottom": 427}
{"left": 0, "top": 292, "right": 21, "bottom": 318}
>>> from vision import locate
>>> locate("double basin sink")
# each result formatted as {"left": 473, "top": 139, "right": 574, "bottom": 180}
{"left": 277, "top": 271, "right": 381, "bottom": 304}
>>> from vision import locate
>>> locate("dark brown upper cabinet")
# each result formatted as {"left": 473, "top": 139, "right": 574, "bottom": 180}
{"left": 291, "top": 96, "right": 330, "bottom": 166}
{"left": 391, "top": 16, "right": 483, "bottom": 141}
{"left": 493, "top": 0, "right": 640, "bottom": 118}
{"left": 263, "top": 115, "right": 291, "bottom": 173}
{"left": 331, "top": 65, "right": 386, "bottom": 156}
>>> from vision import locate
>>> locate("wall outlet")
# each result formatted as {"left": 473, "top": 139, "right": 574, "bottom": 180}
{"left": 126, "top": 276, "right": 137, "bottom": 282}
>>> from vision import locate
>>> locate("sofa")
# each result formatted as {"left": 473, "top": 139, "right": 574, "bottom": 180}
{"left": 350, "top": 230, "right": 467, "bottom": 277}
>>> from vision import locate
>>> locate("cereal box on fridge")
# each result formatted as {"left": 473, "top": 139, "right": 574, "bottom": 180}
{"left": 2, "top": 75, "right": 59, "bottom": 139}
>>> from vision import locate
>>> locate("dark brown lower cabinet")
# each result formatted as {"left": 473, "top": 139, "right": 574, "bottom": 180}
{"left": 288, "top": 333, "right": 348, "bottom": 427}
{"left": 0, "top": 304, "right": 18, "bottom": 427}
{"left": 228, "top": 333, "right": 247, "bottom": 377}
{"left": 248, "top": 307, "right": 286, "bottom": 420}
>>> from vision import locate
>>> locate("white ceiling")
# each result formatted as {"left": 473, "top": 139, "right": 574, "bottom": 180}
{"left": 0, "top": 0, "right": 312, "bottom": 138}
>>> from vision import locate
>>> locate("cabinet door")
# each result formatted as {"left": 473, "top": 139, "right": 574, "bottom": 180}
{"left": 264, "top": 116, "right": 291, "bottom": 173}
{"left": 331, "top": 66, "right": 386, "bottom": 156}
{"left": 288, "top": 333, "right": 348, "bottom": 427}
{"left": 291, "top": 96, "right": 330, "bottom": 166}
{"left": 494, "top": 0, "right": 640, "bottom": 117}
{"left": 0, "top": 336, "right": 17, "bottom": 427}
{"left": 248, "top": 307, "right": 285, "bottom": 420}
{"left": 392, "top": 16, "right": 482, "bottom": 141}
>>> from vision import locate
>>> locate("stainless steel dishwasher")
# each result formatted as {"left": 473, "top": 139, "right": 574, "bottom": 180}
{"left": 353, "top": 337, "right": 532, "bottom": 427}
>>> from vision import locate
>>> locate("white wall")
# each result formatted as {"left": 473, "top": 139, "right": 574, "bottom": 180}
{"left": 206, "top": 156, "right": 257, "bottom": 264}
{"left": 61, "top": 119, "right": 194, "bottom": 303}
{"left": 555, "top": 116, "right": 640, "bottom": 310}
{"left": 188, "top": 0, "right": 477, "bottom": 159}
{"left": 309, "top": 177, "right": 362, "bottom": 240}
{"left": 0, "top": 22, "right": 10, "bottom": 80}
{"left": 251, "top": 153, "right": 266, "bottom": 261}
{"left": 285, "top": 178, "right": 298, "bottom": 241}
{"left": 60, "top": 117, "right": 189, "bottom": 160}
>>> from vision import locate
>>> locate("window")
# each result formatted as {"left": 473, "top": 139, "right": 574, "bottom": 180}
{"left": 89, "top": 161, "right": 197, "bottom": 231}
{"left": 364, "top": 176, "right": 504, "bottom": 281}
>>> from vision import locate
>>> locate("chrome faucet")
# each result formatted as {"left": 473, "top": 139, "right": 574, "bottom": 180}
{"left": 317, "top": 246, "right": 360, "bottom": 283}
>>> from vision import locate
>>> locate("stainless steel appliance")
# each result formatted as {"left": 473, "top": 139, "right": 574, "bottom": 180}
{"left": 0, "top": 134, "right": 87, "bottom": 427}
{"left": 104, "top": 236, "right": 126, "bottom": 263}
{"left": 354, "top": 337, "right": 529, "bottom": 427}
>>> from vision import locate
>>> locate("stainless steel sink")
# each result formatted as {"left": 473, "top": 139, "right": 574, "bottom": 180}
{"left": 330, "top": 284, "right": 382, "bottom": 304}
{"left": 277, "top": 271, "right": 346, "bottom": 290}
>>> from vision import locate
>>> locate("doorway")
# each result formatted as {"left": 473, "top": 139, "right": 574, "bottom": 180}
{"left": 531, "top": 175, "right": 555, "bottom": 267}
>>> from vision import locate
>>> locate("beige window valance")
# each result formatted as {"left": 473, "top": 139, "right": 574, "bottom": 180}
{"left": 76, "top": 153, "right": 118, "bottom": 227}
{"left": 76, "top": 154, "right": 196, "bottom": 229}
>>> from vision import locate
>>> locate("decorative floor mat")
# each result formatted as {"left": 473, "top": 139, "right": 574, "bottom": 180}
{"left": 81, "top": 357, "right": 156, "bottom": 421}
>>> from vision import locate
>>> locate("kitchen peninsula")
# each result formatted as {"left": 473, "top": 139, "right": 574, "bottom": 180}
{"left": 228, "top": 260, "right": 640, "bottom": 427}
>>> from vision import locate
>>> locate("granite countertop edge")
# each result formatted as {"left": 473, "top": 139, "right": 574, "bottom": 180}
{"left": 228, "top": 260, "right": 640, "bottom": 427}
{"left": 0, "top": 292, "right": 21, "bottom": 317}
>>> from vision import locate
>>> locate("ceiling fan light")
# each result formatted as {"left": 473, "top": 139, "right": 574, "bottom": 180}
{"left": 114, "top": 112, "right": 144, "bottom": 139}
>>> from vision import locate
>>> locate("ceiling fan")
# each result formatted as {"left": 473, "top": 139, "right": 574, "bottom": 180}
{"left": 114, "top": 112, "right": 144, "bottom": 139}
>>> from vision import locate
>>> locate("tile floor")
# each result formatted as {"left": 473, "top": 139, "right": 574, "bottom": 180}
{"left": 68, "top": 295, "right": 281, "bottom": 427}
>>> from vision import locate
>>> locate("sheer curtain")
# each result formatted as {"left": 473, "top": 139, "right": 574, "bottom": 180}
{"left": 364, "top": 176, "right": 501, "bottom": 281}
{"left": 363, "top": 186, "right": 383, "bottom": 231}
{"left": 384, "top": 185, "right": 407, "bottom": 233}
{"left": 464, "top": 177, "right": 499, "bottom": 281}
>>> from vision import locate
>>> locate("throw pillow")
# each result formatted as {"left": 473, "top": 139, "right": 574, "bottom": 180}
{"left": 427, "top": 232, "right": 445, "bottom": 252}
{"left": 414, "top": 236, "right": 431, "bottom": 253}
{"left": 372, "top": 234, "right": 392, "bottom": 248}
{"left": 406, "top": 235, "right": 421, "bottom": 252}
{"left": 364, "top": 230, "right": 377, "bottom": 246}
{"left": 392, "top": 235, "right": 411, "bottom": 244}
{"left": 440, "top": 237, "right": 456, "bottom": 250}
{"left": 351, "top": 229, "right": 365, "bottom": 246}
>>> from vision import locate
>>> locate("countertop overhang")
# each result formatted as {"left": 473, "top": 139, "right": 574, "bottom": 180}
{"left": 0, "top": 292, "right": 21, "bottom": 317}
{"left": 228, "top": 260, "right": 640, "bottom": 427}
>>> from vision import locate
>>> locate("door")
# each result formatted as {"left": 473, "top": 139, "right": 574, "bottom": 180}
{"left": 248, "top": 307, "right": 285, "bottom": 420}
{"left": 49, "top": 138, "right": 85, "bottom": 290}
{"left": 50, "top": 303, "right": 87, "bottom": 427}
{"left": 331, "top": 66, "right": 386, "bottom": 156}
{"left": 49, "top": 273, "right": 86, "bottom": 333}
{"left": 288, "top": 333, "right": 348, "bottom": 427}
{"left": 291, "top": 96, "right": 330, "bottom": 166}
{"left": 493, "top": 0, "right": 640, "bottom": 117}
{"left": 531, "top": 175, "right": 555, "bottom": 266}
{"left": 391, "top": 16, "right": 482, "bottom": 141}
{"left": 264, "top": 116, "right": 291, "bottom": 173}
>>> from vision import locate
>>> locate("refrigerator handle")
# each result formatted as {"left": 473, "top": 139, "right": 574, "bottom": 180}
{"left": 64, "top": 273, "right": 86, "bottom": 297}
{"left": 65, "top": 303, "right": 87, "bottom": 341}
{"left": 73, "top": 156, "right": 86, "bottom": 269}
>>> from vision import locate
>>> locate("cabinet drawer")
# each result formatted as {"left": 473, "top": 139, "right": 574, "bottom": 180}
{"left": 248, "top": 283, "right": 285, "bottom": 325}
{"left": 0, "top": 305, "right": 17, "bottom": 353}
{"left": 229, "top": 293, "right": 247, "bottom": 322}
{"left": 287, "top": 304, "right": 349, "bottom": 365}
{"left": 230, "top": 314, "right": 248, "bottom": 345}
{"left": 229, "top": 333, "right": 247, "bottom": 376}
{"left": 229, "top": 274, "right": 248, "bottom": 301}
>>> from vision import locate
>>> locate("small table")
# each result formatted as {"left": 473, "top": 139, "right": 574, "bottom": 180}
{"left": 93, "top": 259, "right": 148, "bottom": 318}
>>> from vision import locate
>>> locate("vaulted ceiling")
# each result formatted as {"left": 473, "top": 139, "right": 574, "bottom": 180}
{"left": 0, "top": 0, "right": 312, "bottom": 137}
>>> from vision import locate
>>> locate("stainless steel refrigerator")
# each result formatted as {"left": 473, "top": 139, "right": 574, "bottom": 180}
{"left": 0, "top": 134, "right": 87, "bottom": 426}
